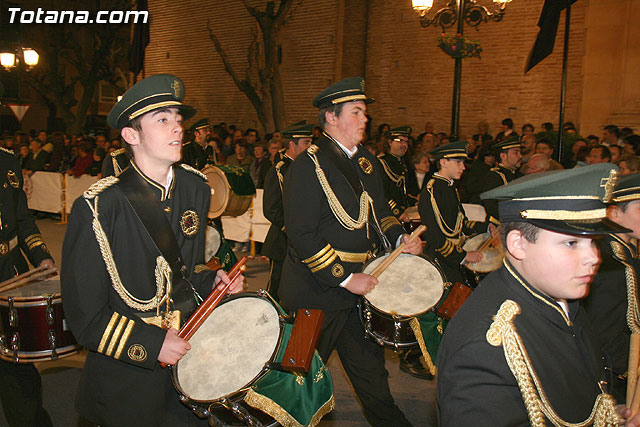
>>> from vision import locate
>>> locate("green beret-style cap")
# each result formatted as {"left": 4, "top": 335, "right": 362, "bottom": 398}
{"left": 312, "top": 77, "right": 375, "bottom": 109}
{"left": 107, "top": 74, "right": 196, "bottom": 129}
{"left": 281, "top": 121, "right": 314, "bottom": 139}
{"left": 430, "top": 140, "right": 468, "bottom": 160}
{"left": 386, "top": 126, "right": 412, "bottom": 139}
{"left": 611, "top": 173, "right": 640, "bottom": 203}
{"left": 481, "top": 163, "right": 627, "bottom": 235}
{"left": 492, "top": 136, "right": 521, "bottom": 152}
{"left": 189, "top": 118, "right": 210, "bottom": 132}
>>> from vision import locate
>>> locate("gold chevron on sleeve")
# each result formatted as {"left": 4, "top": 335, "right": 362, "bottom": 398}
{"left": 310, "top": 252, "right": 338, "bottom": 273}
{"left": 106, "top": 316, "right": 128, "bottom": 357}
{"left": 380, "top": 216, "right": 402, "bottom": 233}
{"left": 24, "top": 234, "right": 45, "bottom": 250}
{"left": 437, "top": 240, "right": 454, "bottom": 257}
{"left": 114, "top": 319, "right": 135, "bottom": 360}
{"left": 302, "top": 244, "right": 332, "bottom": 265}
{"left": 98, "top": 312, "right": 120, "bottom": 354}
{"left": 307, "top": 247, "right": 337, "bottom": 269}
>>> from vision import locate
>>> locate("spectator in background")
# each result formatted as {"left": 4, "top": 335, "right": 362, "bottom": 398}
{"left": 519, "top": 134, "right": 536, "bottom": 166}
{"left": 249, "top": 143, "right": 271, "bottom": 189}
{"left": 563, "top": 138, "right": 588, "bottom": 169}
{"left": 45, "top": 131, "right": 67, "bottom": 172}
{"left": 534, "top": 139, "right": 563, "bottom": 170}
{"left": 521, "top": 123, "right": 535, "bottom": 136}
{"left": 18, "top": 144, "right": 29, "bottom": 168}
{"left": 267, "top": 140, "right": 282, "bottom": 163}
{"left": 609, "top": 144, "right": 622, "bottom": 164}
{"left": 522, "top": 153, "right": 549, "bottom": 175}
{"left": 67, "top": 141, "right": 93, "bottom": 177}
{"left": 312, "top": 126, "right": 323, "bottom": 139}
{"left": 23, "top": 140, "right": 50, "bottom": 175}
{"left": 586, "top": 135, "right": 600, "bottom": 146}
{"left": 618, "top": 155, "right": 640, "bottom": 176}
{"left": 541, "top": 122, "right": 554, "bottom": 132}
{"left": 472, "top": 120, "right": 492, "bottom": 144}
{"left": 586, "top": 145, "right": 612, "bottom": 165}
{"left": 86, "top": 147, "right": 105, "bottom": 177}
{"left": 244, "top": 128, "right": 258, "bottom": 146}
{"left": 226, "top": 139, "right": 252, "bottom": 172}
{"left": 602, "top": 125, "right": 621, "bottom": 147}
{"left": 14, "top": 131, "right": 28, "bottom": 147}
{"left": 496, "top": 118, "right": 517, "bottom": 142}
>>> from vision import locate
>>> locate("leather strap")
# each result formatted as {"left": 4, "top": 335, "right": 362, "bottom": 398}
{"left": 117, "top": 166, "right": 200, "bottom": 317}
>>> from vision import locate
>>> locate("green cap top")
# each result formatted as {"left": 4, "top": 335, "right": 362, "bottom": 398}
{"left": 312, "top": 77, "right": 375, "bottom": 109}
{"left": 430, "top": 140, "right": 469, "bottom": 160}
{"left": 281, "top": 121, "right": 314, "bottom": 139}
{"left": 107, "top": 74, "right": 196, "bottom": 129}
{"left": 492, "top": 136, "right": 521, "bottom": 152}
{"left": 189, "top": 118, "right": 210, "bottom": 132}
{"left": 386, "top": 126, "right": 412, "bottom": 139}
{"left": 611, "top": 173, "right": 640, "bottom": 203}
{"left": 480, "top": 163, "right": 627, "bottom": 235}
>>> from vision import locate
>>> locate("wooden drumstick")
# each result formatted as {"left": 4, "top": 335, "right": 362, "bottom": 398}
{"left": 628, "top": 333, "right": 640, "bottom": 407}
{"left": 369, "top": 225, "right": 426, "bottom": 279}
{"left": 0, "top": 268, "right": 58, "bottom": 294}
{"left": 0, "top": 266, "right": 46, "bottom": 289}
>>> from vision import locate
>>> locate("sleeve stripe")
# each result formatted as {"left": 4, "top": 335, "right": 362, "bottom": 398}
{"left": 114, "top": 320, "right": 135, "bottom": 360}
{"left": 310, "top": 252, "right": 338, "bottom": 273}
{"left": 302, "top": 243, "right": 332, "bottom": 264}
{"left": 98, "top": 312, "right": 120, "bottom": 354}
{"left": 307, "top": 248, "right": 337, "bottom": 269}
{"left": 106, "top": 316, "right": 127, "bottom": 357}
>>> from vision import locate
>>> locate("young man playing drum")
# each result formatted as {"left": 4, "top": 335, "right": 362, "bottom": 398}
{"left": 437, "top": 164, "right": 640, "bottom": 426}
{"left": 280, "top": 77, "right": 422, "bottom": 427}
{"left": 61, "top": 74, "right": 243, "bottom": 426}
{"left": 583, "top": 173, "right": 640, "bottom": 404}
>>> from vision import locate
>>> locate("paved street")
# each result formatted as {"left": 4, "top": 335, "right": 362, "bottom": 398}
{"left": 0, "top": 218, "right": 436, "bottom": 426}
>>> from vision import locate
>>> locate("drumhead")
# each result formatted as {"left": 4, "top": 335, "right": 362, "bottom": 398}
{"left": 0, "top": 279, "right": 61, "bottom": 301}
{"left": 363, "top": 254, "right": 444, "bottom": 317}
{"left": 203, "top": 166, "right": 231, "bottom": 218}
{"left": 175, "top": 294, "right": 281, "bottom": 402}
{"left": 462, "top": 233, "right": 504, "bottom": 273}
{"left": 204, "top": 225, "right": 221, "bottom": 262}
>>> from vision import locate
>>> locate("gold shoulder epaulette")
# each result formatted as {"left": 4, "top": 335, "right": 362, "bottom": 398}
{"left": 180, "top": 164, "right": 207, "bottom": 181}
{"left": 0, "top": 147, "right": 15, "bottom": 156}
{"left": 275, "top": 160, "right": 285, "bottom": 172}
{"left": 83, "top": 176, "right": 119, "bottom": 199}
{"left": 110, "top": 148, "right": 126, "bottom": 157}
{"left": 307, "top": 144, "right": 319, "bottom": 155}
{"left": 377, "top": 153, "right": 385, "bottom": 158}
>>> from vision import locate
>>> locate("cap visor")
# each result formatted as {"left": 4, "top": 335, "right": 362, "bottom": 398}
{"left": 527, "top": 218, "right": 631, "bottom": 236}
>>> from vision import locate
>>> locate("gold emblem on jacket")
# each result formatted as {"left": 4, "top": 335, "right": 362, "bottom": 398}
{"left": 180, "top": 210, "right": 199, "bottom": 237}
{"left": 127, "top": 344, "right": 147, "bottom": 362}
{"left": 358, "top": 157, "right": 373, "bottom": 174}
{"left": 7, "top": 170, "right": 19, "bottom": 189}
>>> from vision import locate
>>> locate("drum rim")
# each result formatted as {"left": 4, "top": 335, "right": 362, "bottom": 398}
{"left": 462, "top": 232, "right": 505, "bottom": 273}
{"left": 0, "top": 294, "right": 63, "bottom": 306}
{"left": 361, "top": 252, "right": 447, "bottom": 318}
{"left": 172, "top": 292, "right": 287, "bottom": 404}
{"left": 205, "top": 165, "right": 232, "bottom": 219}
{"left": 0, "top": 344, "right": 81, "bottom": 362}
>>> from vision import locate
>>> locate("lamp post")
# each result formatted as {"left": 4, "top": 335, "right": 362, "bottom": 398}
{"left": 412, "top": 0, "right": 511, "bottom": 140}
{"left": 0, "top": 48, "right": 39, "bottom": 71}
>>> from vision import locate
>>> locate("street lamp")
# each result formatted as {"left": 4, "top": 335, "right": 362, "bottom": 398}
{"left": 0, "top": 48, "right": 39, "bottom": 71}
{"left": 412, "top": 0, "right": 512, "bottom": 139}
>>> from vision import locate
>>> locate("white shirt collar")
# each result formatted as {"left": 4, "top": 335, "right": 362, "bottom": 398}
{"left": 434, "top": 172, "right": 454, "bottom": 186}
{"left": 326, "top": 132, "right": 358, "bottom": 159}
{"left": 164, "top": 167, "right": 174, "bottom": 193}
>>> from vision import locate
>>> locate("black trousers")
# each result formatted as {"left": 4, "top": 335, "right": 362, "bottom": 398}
{"left": 317, "top": 308, "right": 412, "bottom": 427}
{"left": 267, "top": 259, "right": 283, "bottom": 302}
{"left": 0, "top": 359, "right": 52, "bottom": 427}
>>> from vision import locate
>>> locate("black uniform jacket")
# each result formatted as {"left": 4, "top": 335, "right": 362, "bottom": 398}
{"left": 418, "top": 174, "right": 484, "bottom": 281}
{"left": 377, "top": 152, "right": 408, "bottom": 216}
{"left": 280, "top": 134, "right": 404, "bottom": 312}
{"left": 583, "top": 234, "right": 638, "bottom": 380}
{"left": 262, "top": 151, "right": 291, "bottom": 262}
{"left": 405, "top": 168, "right": 429, "bottom": 205}
{"left": 61, "top": 162, "right": 216, "bottom": 426}
{"left": 0, "top": 148, "right": 51, "bottom": 279}
{"left": 101, "top": 148, "right": 131, "bottom": 178}
{"left": 437, "top": 262, "right": 605, "bottom": 426}
{"left": 181, "top": 140, "right": 215, "bottom": 170}
{"left": 479, "top": 164, "right": 522, "bottom": 222}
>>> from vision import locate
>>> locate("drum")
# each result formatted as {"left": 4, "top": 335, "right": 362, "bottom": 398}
{"left": 0, "top": 279, "right": 80, "bottom": 363}
{"left": 359, "top": 253, "right": 445, "bottom": 350}
{"left": 205, "top": 224, "right": 221, "bottom": 263}
{"left": 462, "top": 232, "right": 504, "bottom": 274}
{"left": 402, "top": 206, "right": 422, "bottom": 234}
{"left": 203, "top": 165, "right": 256, "bottom": 218}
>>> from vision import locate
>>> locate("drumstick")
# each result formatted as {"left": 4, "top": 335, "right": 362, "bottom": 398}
{"left": 628, "top": 333, "right": 640, "bottom": 407}
{"left": 0, "top": 268, "right": 58, "bottom": 294}
{"left": 369, "top": 225, "right": 426, "bottom": 279}
{"left": 630, "top": 366, "right": 640, "bottom": 417}
{"left": 0, "top": 266, "right": 46, "bottom": 289}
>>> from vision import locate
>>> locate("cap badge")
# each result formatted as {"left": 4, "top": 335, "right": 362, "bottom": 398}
{"left": 358, "top": 157, "right": 373, "bottom": 175}
{"left": 171, "top": 80, "right": 181, "bottom": 99}
{"left": 600, "top": 169, "right": 617, "bottom": 203}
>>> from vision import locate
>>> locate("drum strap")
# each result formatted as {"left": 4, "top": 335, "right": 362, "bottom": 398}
{"left": 116, "top": 166, "right": 201, "bottom": 317}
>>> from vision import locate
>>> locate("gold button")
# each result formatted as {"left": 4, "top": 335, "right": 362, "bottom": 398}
{"left": 2, "top": 183, "right": 6, "bottom": 189}
{"left": 164, "top": 206, "right": 171, "bottom": 213}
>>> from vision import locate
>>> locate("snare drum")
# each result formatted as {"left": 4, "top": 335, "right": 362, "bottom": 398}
{"left": 173, "top": 292, "right": 334, "bottom": 426}
{"left": 204, "top": 165, "right": 256, "bottom": 218}
{"left": 359, "top": 253, "right": 445, "bottom": 349}
{"left": 462, "top": 232, "right": 504, "bottom": 274}
{"left": 0, "top": 279, "right": 80, "bottom": 363}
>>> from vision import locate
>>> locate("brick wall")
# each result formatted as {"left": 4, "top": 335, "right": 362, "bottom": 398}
{"left": 146, "top": 0, "right": 588, "bottom": 138}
